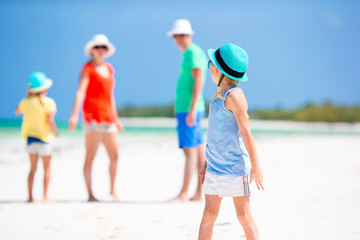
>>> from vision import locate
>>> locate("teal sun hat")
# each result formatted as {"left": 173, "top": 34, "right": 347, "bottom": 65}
{"left": 28, "top": 72, "right": 53, "bottom": 93}
{"left": 208, "top": 43, "right": 248, "bottom": 82}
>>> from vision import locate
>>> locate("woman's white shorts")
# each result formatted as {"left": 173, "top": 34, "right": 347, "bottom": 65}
{"left": 203, "top": 171, "right": 250, "bottom": 197}
{"left": 83, "top": 120, "right": 117, "bottom": 133}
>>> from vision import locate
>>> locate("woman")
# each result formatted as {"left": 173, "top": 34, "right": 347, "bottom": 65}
{"left": 69, "top": 34, "right": 124, "bottom": 202}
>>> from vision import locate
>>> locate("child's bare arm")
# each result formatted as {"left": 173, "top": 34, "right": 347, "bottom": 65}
{"left": 15, "top": 98, "right": 26, "bottom": 115}
{"left": 15, "top": 106, "right": 21, "bottom": 115}
{"left": 226, "top": 89, "right": 264, "bottom": 190}
{"left": 199, "top": 161, "right": 207, "bottom": 184}
{"left": 47, "top": 113, "right": 59, "bottom": 137}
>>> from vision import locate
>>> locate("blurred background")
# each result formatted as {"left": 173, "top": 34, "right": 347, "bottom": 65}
{"left": 1, "top": 2, "right": 360, "bottom": 240}
{"left": 1, "top": 0, "right": 359, "bottom": 123}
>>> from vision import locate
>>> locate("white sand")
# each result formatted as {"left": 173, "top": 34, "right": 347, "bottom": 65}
{"left": 0, "top": 120, "right": 360, "bottom": 239}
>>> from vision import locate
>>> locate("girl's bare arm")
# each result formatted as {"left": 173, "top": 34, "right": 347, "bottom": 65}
{"left": 47, "top": 113, "right": 59, "bottom": 137}
{"left": 15, "top": 106, "right": 21, "bottom": 115}
{"left": 226, "top": 89, "right": 264, "bottom": 190}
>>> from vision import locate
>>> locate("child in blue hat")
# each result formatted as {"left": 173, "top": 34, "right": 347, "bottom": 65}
{"left": 15, "top": 72, "right": 59, "bottom": 203}
{"left": 198, "top": 44, "right": 264, "bottom": 239}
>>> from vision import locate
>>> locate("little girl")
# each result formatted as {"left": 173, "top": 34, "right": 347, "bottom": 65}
{"left": 198, "top": 44, "right": 264, "bottom": 240}
{"left": 15, "top": 72, "right": 59, "bottom": 203}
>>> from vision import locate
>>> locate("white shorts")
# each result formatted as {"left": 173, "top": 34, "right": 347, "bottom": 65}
{"left": 26, "top": 142, "right": 52, "bottom": 156}
{"left": 203, "top": 171, "right": 250, "bottom": 197}
{"left": 83, "top": 121, "right": 117, "bottom": 133}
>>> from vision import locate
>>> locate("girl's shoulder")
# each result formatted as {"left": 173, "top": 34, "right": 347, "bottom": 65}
{"left": 18, "top": 97, "right": 27, "bottom": 107}
{"left": 225, "top": 87, "right": 247, "bottom": 109}
{"left": 18, "top": 96, "right": 39, "bottom": 111}
{"left": 226, "top": 87, "right": 245, "bottom": 99}
{"left": 42, "top": 96, "right": 55, "bottom": 101}
{"left": 20, "top": 96, "right": 36, "bottom": 104}
{"left": 41, "top": 96, "right": 57, "bottom": 112}
{"left": 40, "top": 96, "right": 56, "bottom": 105}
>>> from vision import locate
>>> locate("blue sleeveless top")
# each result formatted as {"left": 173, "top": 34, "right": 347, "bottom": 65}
{"left": 205, "top": 86, "right": 251, "bottom": 176}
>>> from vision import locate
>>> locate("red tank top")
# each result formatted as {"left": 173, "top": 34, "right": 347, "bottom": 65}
{"left": 81, "top": 62, "right": 116, "bottom": 124}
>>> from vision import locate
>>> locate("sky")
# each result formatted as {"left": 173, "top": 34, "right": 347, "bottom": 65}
{"left": 0, "top": 0, "right": 359, "bottom": 120}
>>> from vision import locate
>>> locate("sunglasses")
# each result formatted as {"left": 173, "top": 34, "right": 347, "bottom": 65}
{"left": 173, "top": 34, "right": 186, "bottom": 38}
{"left": 208, "top": 60, "right": 213, "bottom": 69}
{"left": 93, "top": 45, "right": 108, "bottom": 50}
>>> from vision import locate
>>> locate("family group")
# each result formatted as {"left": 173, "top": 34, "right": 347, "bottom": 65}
{"left": 16, "top": 19, "right": 264, "bottom": 240}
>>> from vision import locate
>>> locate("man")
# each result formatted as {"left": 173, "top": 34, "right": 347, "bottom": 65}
{"left": 167, "top": 19, "right": 208, "bottom": 202}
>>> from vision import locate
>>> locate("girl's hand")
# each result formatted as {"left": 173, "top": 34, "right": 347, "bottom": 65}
{"left": 68, "top": 115, "right": 78, "bottom": 131}
{"left": 116, "top": 120, "right": 124, "bottom": 132}
{"left": 54, "top": 130, "right": 60, "bottom": 137}
{"left": 250, "top": 166, "right": 264, "bottom": 190}
{"left": 186, "top": 111, "right": 196, "bottom": 127}
{"left": 199, "top": 162, "right": 207, "bottom": 184}
{"left": 15, "top": 106, "right": 20, "bottom": 115}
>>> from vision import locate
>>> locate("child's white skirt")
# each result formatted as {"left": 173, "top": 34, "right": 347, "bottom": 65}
{"left": 27, "top": 142, "right": 52, "bottom": 156}
{"left": 203, "top": 171, "right": 250, "bottom": 197}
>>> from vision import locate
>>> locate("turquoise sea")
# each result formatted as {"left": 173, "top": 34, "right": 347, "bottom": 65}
{"left": 1, "top": 118, "right": 360, "bottom": 138}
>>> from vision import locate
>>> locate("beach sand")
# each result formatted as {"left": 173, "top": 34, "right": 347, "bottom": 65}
{"left": 0, "top": 119, "right": 360, "bottom": 239}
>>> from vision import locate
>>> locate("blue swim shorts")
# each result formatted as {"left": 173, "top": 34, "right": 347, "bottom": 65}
{"left": 176, "top": 112, "right": 205, "bottom": 149}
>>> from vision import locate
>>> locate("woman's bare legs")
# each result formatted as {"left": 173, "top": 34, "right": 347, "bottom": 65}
{"left": 198, "top": 194, "right": 222, "bottom": 239}
{"left": 233, "top": 196, "right": 260, "bottom": 240}
{"left": 102, "top": 132, "right": 120, "bottom": 200}
{"left": 84, "top": 131, "right": 102, "bottom": 201}
{"left": 42, "top": 155, "right": 51, "bottom": 202}
{"left": 27, "top": 154, "right": 38, "bottom": 202}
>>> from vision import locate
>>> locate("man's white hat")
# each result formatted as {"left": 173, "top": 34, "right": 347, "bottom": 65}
{"left": 84, "top": 34, "right": 116, "bottom": 58}
{"left": 167, "top": 19, "right": 195, "bottom": 37}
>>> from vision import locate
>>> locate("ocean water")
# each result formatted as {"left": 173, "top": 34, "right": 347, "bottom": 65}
{"left": 1, "top": 118, "right": 360, "bottom": 139}
{"left": 0, "top": 119, "right": 177, "bottom": 138}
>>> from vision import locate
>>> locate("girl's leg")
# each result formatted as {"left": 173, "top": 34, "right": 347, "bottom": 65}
{"left": 191, "top": 144, "right": 205, "bottom": 201}
{"left": 102, "top": 132, "right": 119, "bottom": 200}
{"left": 27, "top": 154, "right": 38, "bottom": 202}
{"left": 42, "top": 155, "right": 51, "bottom": 202}
{"left": 84, "top": 131, "right": 103, "bottom": 201}
{"left": 198, "top": 194, "right": 222, "bottom": 240}
{"left": 233, "top": 196, "right": 260, "bottom": 240}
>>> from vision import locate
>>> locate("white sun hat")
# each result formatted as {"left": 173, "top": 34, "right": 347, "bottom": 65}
{"left": 84, "top": 34, "right": 116, "bottom": 58}
{"left": 167, "top": 19, "right": 195, "bottom": 37}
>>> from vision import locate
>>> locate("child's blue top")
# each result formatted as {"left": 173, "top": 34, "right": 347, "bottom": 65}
{"left": 205, "top": 86, "right": 251, "bottom": 176}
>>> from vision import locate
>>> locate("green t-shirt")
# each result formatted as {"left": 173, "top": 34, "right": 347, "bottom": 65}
{"left": 175, "top": 43, "right": 207, "bottom": 113}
